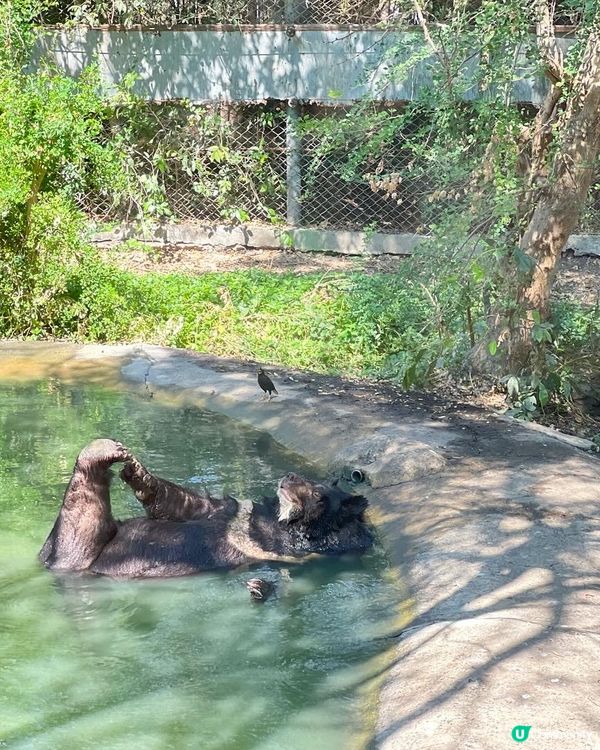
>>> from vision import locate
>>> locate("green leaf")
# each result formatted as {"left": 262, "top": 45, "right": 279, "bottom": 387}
{"left": 537, "top": 382, "right": 549, "bottom": 407}
{"left": 470, "top": 262, "right": 485, "bottom": 283}
{"left": 402, "top": 363, "right": 417, "bottom": 389}
{"left": 514, "top": 249, "right": 536, "bottom": 274}
{"left": 208, "top": 145, "right": 228, "bottom": 163}
{"left": 488, "top": 340, "right": 497, "bottom": 356}
{"left": 532, "top": 323, "right": 552, "bottom": 343}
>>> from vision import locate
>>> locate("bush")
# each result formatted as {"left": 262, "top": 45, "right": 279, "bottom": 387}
{"left": 0, "top": 9, "right": 127, "bottom": 335}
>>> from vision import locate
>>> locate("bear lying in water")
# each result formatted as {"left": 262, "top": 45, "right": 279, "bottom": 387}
{"left": 39, "top": 439, "right": 373, "bottom": 579}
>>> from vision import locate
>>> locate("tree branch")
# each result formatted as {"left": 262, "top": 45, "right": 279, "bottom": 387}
{"left": 411, "top": 0, "right": 439, "bottom": 56}
{"left": 412, "top": 0, "right": 455, "bottom": 97}
{"left": 533, "top": 0, "right": 564, "bottom": 85}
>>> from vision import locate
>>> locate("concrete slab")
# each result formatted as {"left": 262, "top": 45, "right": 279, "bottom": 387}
{"left": 566, "top": 234, "right": 600, "bottom": 257}
{"left": 92, "top": 222, "right": 600, "bottom": 259}
{"left": 1, "top": 340, "right": 598, "bottom": 749}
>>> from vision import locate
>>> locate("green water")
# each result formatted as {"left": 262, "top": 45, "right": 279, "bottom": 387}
{"left": 0, "top": 380, "right": 400, "bottom": 750}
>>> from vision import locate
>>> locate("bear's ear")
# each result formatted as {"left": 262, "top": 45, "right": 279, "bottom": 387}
{"left": 339, "top": 492, "right": 368, "bottom": 518}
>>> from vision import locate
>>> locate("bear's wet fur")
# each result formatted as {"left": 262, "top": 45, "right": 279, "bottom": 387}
{"left": 120, "top": 461, "right": 372, "bottom": 558}
{"left": 39, "top": 439, "right": 129, "bottom": 571}
{"left": 120, "top": 457, "right": 237, "bottom": 521}
{"left": 39, "top": 441, "right": 373, "bottom": 579}
{"left": 249, "top": 473, "right": 372, "bottom": 557}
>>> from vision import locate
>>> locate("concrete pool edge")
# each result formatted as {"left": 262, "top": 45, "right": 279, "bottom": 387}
{"left": 1, "top": 340, "right": 599, "bottom": 750}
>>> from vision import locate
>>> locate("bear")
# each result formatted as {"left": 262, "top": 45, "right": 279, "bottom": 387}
{"left": 39, "top": 440, "right": 373, "bottom": 580}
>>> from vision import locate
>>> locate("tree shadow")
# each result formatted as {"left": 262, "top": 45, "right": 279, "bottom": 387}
{"left": 371, "top": 435, "right": 600, "bottom": 744}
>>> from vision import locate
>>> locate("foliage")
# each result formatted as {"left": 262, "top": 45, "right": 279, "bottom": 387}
{"left": 37, "top": 0, "right": 403, "bottom": 26}
{"left": 1, "top": 0, "right": 598, "bottom": 438}
{"left": 99, "top": 96, "right": 286, "bottom": 224}
{"left": 298, "top": 0, "right": 600, "bottom": 406}
{"left": 2, "top": 239, "right": 595, "bottom": 412}
{"left": 0, "top": 0, "right": 127, "bottom": 335}
{"left": 61, "top": 251, "right": 469, "bottom": 380}
{"left": 503, "top": 299, "right": 600, "bottom": 421}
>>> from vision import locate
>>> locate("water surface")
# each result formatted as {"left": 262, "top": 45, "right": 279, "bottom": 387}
{"left": 0, "top": 379, "right": 400, "bottom": 750}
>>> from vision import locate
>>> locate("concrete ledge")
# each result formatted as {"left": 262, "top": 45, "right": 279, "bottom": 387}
{"left": 93, "top": 222, "right": 600, "bottom": 257}
{"left": 333, "top": 431, "right": 447, "bottom": 488}
{"left": 94, "top": 222, "right": 249, "bottom": 247}
{"left": 494, "top": 412, "right": 598, "bottom": 451}
{"left": 292, "top": 228, "right": 421, "bottom": 255}
{"left": 92, "top": 222, "right": 423, "bottom": 255}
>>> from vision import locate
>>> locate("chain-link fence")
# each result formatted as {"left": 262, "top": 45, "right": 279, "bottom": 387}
{"left": 38, "top": 1, "right": 586, "bottom": 27}
{"left": 40, "top": 0, "right": 407, "bottom": 26}
{"left": 299, "top": 104, "right": 429, "bottom": 232}
{"left": 80, "top": 98, "right": 600, "bottom": 235}
{"left": 80, "top": 102, "right": 288, "bottom": 225}
{"left": 80, "top": 101, "right": 442, "bottom": 233}
{"left": 42, "top": 2, "right": 598, "bottom": 237}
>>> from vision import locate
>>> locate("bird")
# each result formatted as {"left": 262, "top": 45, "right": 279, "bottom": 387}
{"left": 246, "top": 578, "right": 275, "bottom": 602}
{"left": 257, "top": 368, "right": 278, "bottom": 401}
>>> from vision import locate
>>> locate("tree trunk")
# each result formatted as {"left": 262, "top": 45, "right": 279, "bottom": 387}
{"left": 472, "top": 27, "right": 600, "bottom": 373}
{"left": 516, "top": 30, "right": 600, "bottom": 320}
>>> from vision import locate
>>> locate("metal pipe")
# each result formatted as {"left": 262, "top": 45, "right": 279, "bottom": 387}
{"left": 350, "top": 469, "right": 365, "bottom": 484}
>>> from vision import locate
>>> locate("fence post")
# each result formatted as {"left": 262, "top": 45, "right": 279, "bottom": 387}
{"left": 284, "top": 0, "right": 302, "bottom": 227}
{"left": 286, "top": 100, "right": 302, "bottom": 226}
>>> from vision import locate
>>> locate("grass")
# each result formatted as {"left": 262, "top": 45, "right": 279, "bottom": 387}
{"left": 60, "top": 249, "right": 466, "bottom": 381}
{"left": 2, "top": 247, "right": 598, "bottom": 408}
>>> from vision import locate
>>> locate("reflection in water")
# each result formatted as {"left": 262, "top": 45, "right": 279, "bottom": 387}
{"left": 0, "top": 380, "right": 402, "bottom": 750}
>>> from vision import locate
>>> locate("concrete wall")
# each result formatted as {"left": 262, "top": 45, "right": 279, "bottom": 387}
{"left": 93, "top": 221, "right": 600, "bottom": 257}
{"left": 33, "top": 26, "right": 571, "bottom": 105}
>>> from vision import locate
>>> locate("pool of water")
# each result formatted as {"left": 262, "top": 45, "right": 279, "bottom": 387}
{"left": 0, "top": 379, "right": 401, "bottom": 750}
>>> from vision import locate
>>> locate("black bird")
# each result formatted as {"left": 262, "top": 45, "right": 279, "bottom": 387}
{"left": 257, "top": 368, "right": 278, "bottom": 401}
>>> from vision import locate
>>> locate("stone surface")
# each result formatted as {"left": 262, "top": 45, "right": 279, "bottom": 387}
{"left": 333, "top": 431, "right": 447, "bottom": 488}
{"left": 92, "top": 222, "right": 600, "bottom": 260}
{"left": 292, "top": 228, "right": 421, "bottom": 255}
{"left": 243, "top": 225, "right": 282, "bottom": 249}
{"left": 166, "top": 223, "right": 246, "bottom": 247}
{"left": 566, "top": 234, "right": 600, "bottom": 257}
{"left": 34, "top": 28, "right": 572, "bottom": 106}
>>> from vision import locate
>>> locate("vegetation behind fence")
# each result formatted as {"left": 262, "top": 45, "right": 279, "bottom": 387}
{"left": 38, "top": 1, "right": 588, "bottom": 27}
{"left": 40, "top": 1, "right": 424, "bottom": 26}
{"left": 82, "top": 99, "right": 437, "bottom": 233}
{"left": 81, "top": 97, "right": 600, "bottom": 235}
